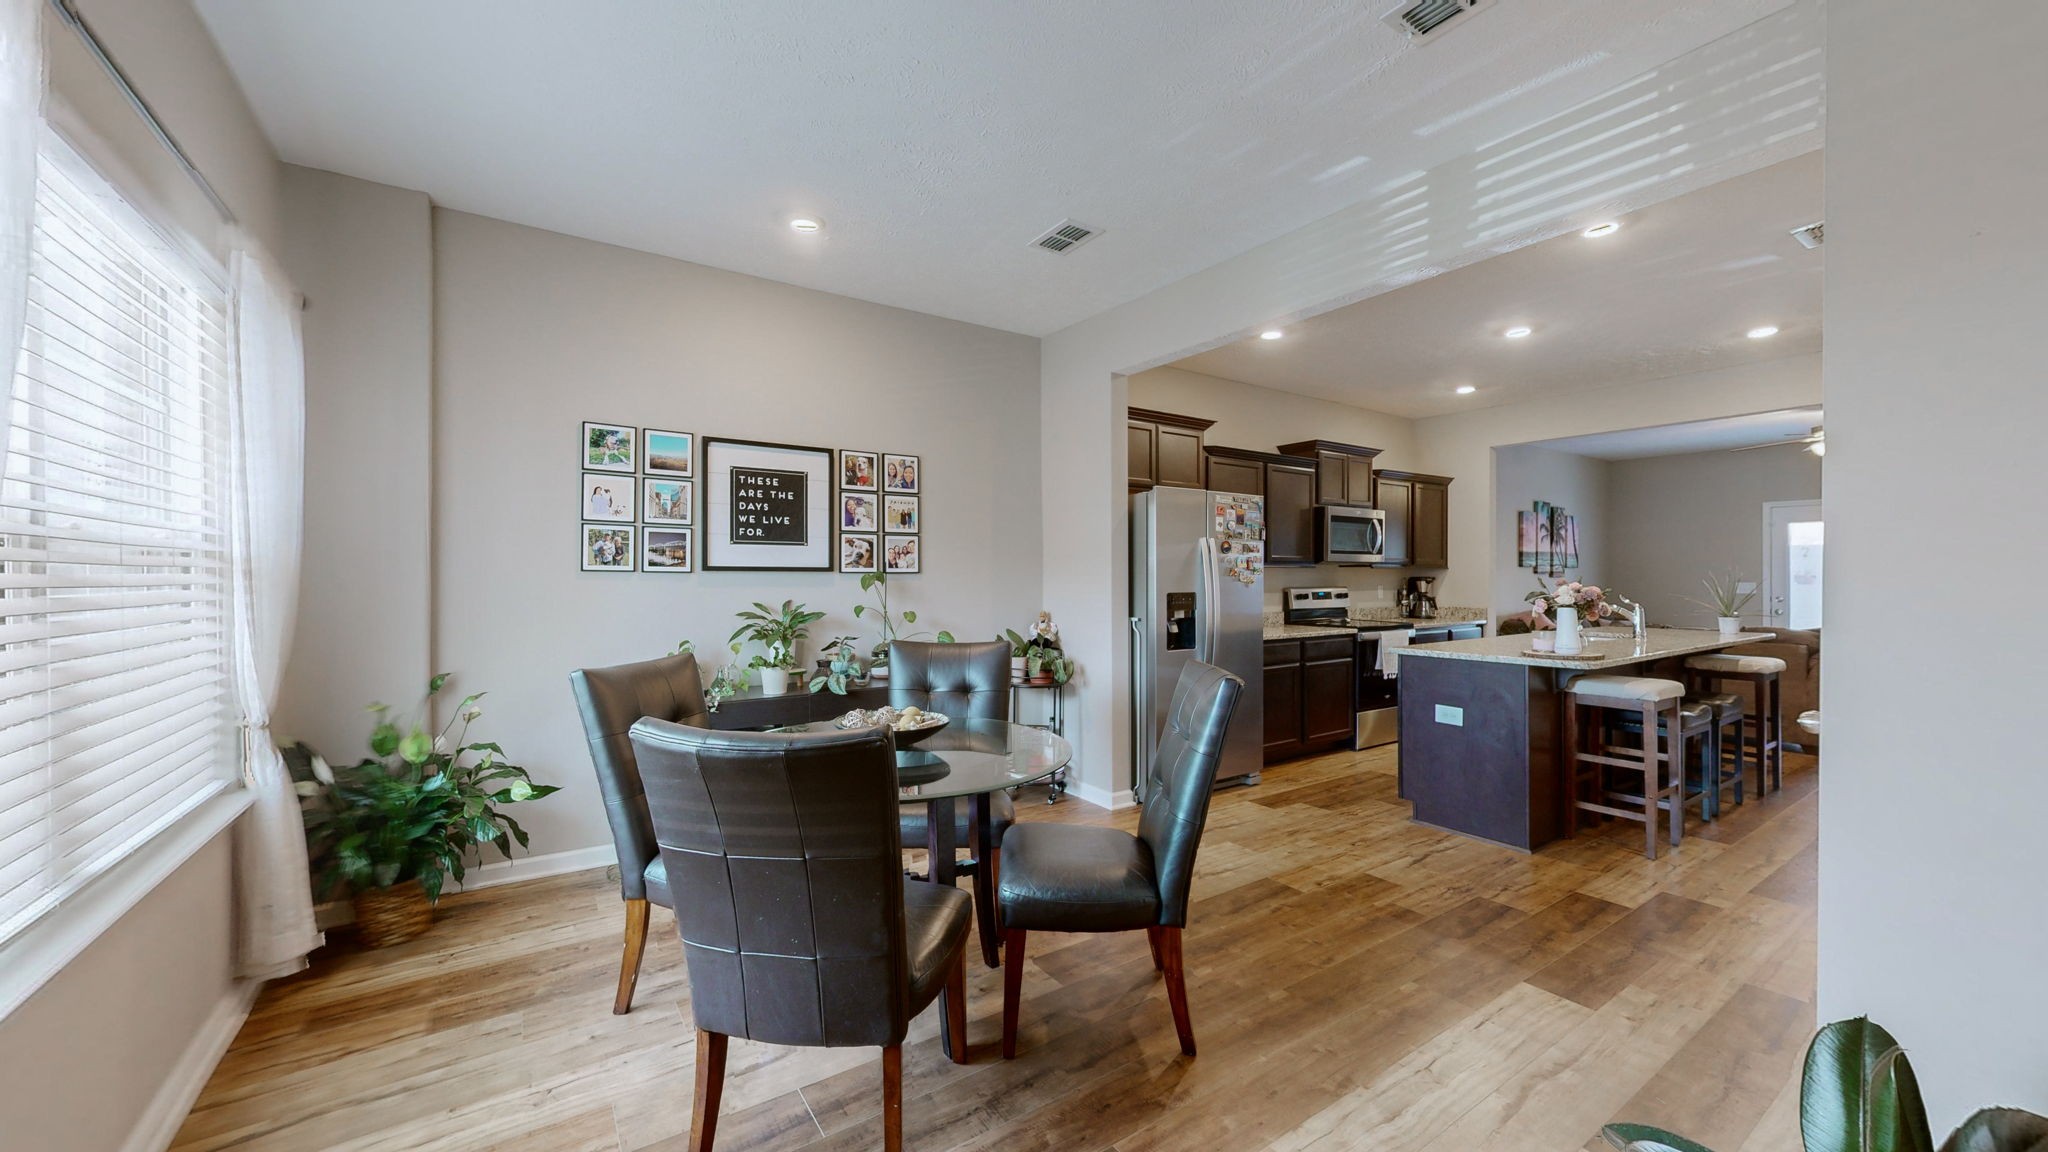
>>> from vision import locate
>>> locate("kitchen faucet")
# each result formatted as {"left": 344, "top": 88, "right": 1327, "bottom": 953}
{"left": 1611, "top": 595, "right": 1647, "bottom": 641}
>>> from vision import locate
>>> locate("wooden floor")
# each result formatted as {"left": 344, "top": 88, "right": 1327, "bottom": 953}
{"left": 174, "top": 743, "right": 1818, "bottom": 1152}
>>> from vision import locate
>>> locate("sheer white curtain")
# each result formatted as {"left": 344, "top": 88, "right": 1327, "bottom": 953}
{"left": 228, "top": 244, "right": 321, "bottom": 979}
{"left": 0, "top": 0, "right": 39, "bottom": 439}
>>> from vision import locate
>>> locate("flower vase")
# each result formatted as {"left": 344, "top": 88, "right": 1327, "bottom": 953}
{"left": 1554, "top": 607, "right": 1584, "bottom": 655}
{"left": 1718, "top": 616, "right": 1742, "bottom": 637}
{"left": 759, "top": 668, "right": 790, "bottom": 696}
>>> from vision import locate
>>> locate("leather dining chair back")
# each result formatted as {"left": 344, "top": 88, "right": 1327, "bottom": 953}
{"left": 1137, "top": 661, "right": 1243, "bottom": 928}
{"left": 888, "top": 640, "right": 1012, "bottom": 720}
{"left": 629, "top": 719, "right": 972, "bottom": 1151}
{"left": 567, "top": 651, "right": 710, "bottom": 1014}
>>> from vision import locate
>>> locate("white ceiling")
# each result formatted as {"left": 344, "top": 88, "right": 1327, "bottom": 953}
{"left": 1534, "top": 407, "right": 1823, "bottom": 460}
{"left": 1173, "top": 150, "right": 1823, "bottom": 417}
{"left": 191, "top": 0, "right": 1796, "bottom": 336}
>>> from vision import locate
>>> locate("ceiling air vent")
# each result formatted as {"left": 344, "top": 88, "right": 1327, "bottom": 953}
{"left": 1790, "top": 221, "right": 1824, "bottom": 249}
{"left": 1382, "top": 0, "right": 1495, "bottom": 41}
{"left": 1032, "top": 219, "right": 1101, "bottom": 254}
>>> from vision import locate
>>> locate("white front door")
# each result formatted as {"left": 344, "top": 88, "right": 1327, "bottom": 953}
{"left": 1763, "top": 500, "right": 1824, "bottom": 630}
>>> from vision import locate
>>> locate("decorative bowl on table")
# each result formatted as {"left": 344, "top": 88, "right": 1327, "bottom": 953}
{"left": 835, "top": 706, "right": 951, "bottom": 747}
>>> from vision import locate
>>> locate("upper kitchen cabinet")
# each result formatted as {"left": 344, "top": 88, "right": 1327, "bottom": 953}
{"left": 1371, "top": 469, "right": 1453, "bottom": 568}
{"left": 1277, "top": 440, "right": 1381, "bottom": 507}
{"left": 1127, "top": 407, "right": 1215, "bottom": 492}
{"left": 1204, "top": 446, "right": 1319, "bottom": 565}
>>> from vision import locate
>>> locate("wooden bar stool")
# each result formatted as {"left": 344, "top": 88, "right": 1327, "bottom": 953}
{"left": 1563, "top": 675, "right": 1690, "bottom": 859}
{"left": 1684, "top": 654, "right": 1786, "bottom": 795}
{"left": 1691, "top": 691, "right": 1746, "bottom": 818}
{"left": 1609, "top": 699, "right": 1719, "bottom": 822}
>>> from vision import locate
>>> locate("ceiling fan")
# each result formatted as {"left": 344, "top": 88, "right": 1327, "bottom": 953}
{"left": 1732, "top": 425, "right": 1826, "bottom": 457}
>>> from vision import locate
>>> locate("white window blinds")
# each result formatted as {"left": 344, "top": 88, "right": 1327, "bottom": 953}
{"left": 0, "top": 133, "right": 235, "bottom": 945}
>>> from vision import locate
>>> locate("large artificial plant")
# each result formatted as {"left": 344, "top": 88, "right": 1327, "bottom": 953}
{"left": 1603, "top": 1017, "right": 2048, "bottom": 1152}
{"left": 292, "top": 674, "right": 559, "bottom": 904}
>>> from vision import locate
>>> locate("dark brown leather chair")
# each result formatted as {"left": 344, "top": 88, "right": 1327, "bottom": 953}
{"left": 889, "top": 640, "right": 1015, "bottom": 966}
{"left": 628, "top": 719, "right": 972, "bottom": 1152}
{"left": 997, "top": 660, "right": 1243, "bottom": 1059}
{"left": 567, "top": 651, "right": 709, "bottom": 1014}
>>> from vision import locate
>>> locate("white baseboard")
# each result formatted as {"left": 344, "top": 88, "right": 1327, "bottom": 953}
{"left": 121, "top": 979, "right": 260, "bottom": 1152}
{"left": 1067, "top": 782, "right": 1135, "bottom": 811}
{"left": 458, "top": 845, "right": 615, "bottom": 892}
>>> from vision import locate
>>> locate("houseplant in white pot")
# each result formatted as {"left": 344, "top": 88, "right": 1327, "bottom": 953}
{"left": 1525, "top": 575, "right": 1617, "bottom": 656}
{"left": 729, "top": 599, "right": 824, "bottom": 695}
{"left": 1686, "top": 572, "right": 1759, "bottom": 637}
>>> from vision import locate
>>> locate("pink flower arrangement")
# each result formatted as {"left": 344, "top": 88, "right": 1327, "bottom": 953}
{"left": 1524, "top": 575, "right": 1616, "bottom": 626}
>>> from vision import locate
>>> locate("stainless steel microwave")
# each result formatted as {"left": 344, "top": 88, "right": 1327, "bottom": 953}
{"left": 1319, "top": 505, "right": 1386, "bottom": 564}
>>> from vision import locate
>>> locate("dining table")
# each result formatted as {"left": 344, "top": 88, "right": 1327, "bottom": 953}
{"left": 773, "top": 716, "right": 1074, "bottom": 966}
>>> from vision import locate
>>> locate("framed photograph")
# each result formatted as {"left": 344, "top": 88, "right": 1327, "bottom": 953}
{"left": 884, "top": 494, "right": 920, "bottom": 533}
{"left": 882, "top": 453, "right": 920, "bottom": 493}
{"left": 644, "top": 528, "right": 694, "bottom": 572}
{"left": 703, "top": 437, "right": 833, "bottom": 571}
{"left": 643, "top": 477, "right": 693, "bottom": 525}
{"left": 839, "top": 532, "right": 879, "bottom": 573}
{"left": 883, "top": 534, "right": 921, "bottom": 573}
{"left": 645, "top": 428, "right": 694, "bottom": 476}
{"left": 840, "top": 492, "right": 878, "bottom": 532}
{"left": 584, "top": 421, "right": 636, "bottom": 473}
{"left": 839, "top": 449, "right": 879, "bottom": 492}
{"left": 581, "top": 473, "right": 634, "bottom": 522}
{"left": 581, "top": 523, "right": 636, "bottom": 572}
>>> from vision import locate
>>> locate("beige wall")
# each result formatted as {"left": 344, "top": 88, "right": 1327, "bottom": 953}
{"left": 1821, "top": 0, "right": 2048, "bottom": 1125}
{"left": 274, "top": 167, "right": 435, "bottom": 757}
{"left": 429, "top": 210, "right": 1043, "bottom": 856}
{"left": 1603, "top": 446, "right": 1821, "bottom": 628}
{"left": 0, "top": 2, "right": 282, "bottom": 1148}
{"left": 1491, "top": 445, "right": 1611, "bottom": 622}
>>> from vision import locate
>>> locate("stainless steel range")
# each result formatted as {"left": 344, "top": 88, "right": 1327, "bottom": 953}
{"left": 1282, "top": 587, "right": 1408, "bottom": 749}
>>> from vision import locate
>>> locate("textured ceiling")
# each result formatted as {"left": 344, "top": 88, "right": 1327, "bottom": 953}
{"left": 1174, "top": 151, "right": 1823, "bottom": 418}
{"left": 191, "top": 0, "right": 1795, "bottom": 335}
{"left": 1536, "top": 407, "right": 1824, "bottom": 459}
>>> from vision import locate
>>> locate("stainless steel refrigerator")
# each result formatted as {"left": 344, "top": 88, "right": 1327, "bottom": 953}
{"left": 1130, "top": 487, "right": 1265, "bottom": 797}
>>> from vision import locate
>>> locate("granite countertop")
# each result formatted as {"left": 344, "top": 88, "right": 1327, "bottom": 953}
{"left": 1350, "top": 607, "right": 1488, "bottom": 627}
{"left": 1263, "top": 623, "right": 1360, "bottom": 641}
{"left": 1398, "top": 628, "right": 1774, "bottom": 669}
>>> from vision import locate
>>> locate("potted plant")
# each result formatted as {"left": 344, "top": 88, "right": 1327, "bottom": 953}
{"left": 808, "top": 636, "right": 866, "bottom": 695}
{"left": 673, "top": 639, "right": 743, "bottom": 710}
{"left": 292, "top": 675, "right": 560, "bottom": 949}
{"left": 729, "top": 599, "right": 825, "bottom": 695}
{"left": 1524, "top": 576, "right": 1616, "bottom": 656}
{"left": 1025, "top": 648, "right": 1076, "bottom": 686}
{"left": 1685, "top": 571, "right": 1760, "bottom": 636}
{"left": 1604, "top": 1016, "right": 2048, "bottom": 1152}
{"left": 1000, "top": 629, "right": 1032, "bottom": 680}
{"left": 853, "top": 572, "right": 952, "bottom": 683}
{"left": 1004, "top": 613, "right": 1074, "bottom": 685}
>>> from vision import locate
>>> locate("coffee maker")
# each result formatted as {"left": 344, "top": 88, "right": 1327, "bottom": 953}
{"left": 1402, "top": 576, "right": 1439, "bottom": 619}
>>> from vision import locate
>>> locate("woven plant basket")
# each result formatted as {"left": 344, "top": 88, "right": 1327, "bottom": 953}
{"left": 353, "top": 883, "right": 434, "bottom": 949}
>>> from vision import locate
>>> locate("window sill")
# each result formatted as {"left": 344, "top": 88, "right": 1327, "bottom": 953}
{"left": 0, "top": 786, "right": 253, "bottom": 1022}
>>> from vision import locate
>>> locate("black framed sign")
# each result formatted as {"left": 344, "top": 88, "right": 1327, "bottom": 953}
{"left": 703, "top": 437, "right": 833, "bottom": 571}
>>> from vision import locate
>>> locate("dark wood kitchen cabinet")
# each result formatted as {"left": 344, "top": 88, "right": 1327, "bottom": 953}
{"left": 1371, "top": 469, "right": 1453, "bottom": 569}
{"left": 1264, "top": 635, "right": 1356, "bottom": 763}
{"left": 1127, "top": 408, "right": 1215, "bottom": 492}
{"left": 1204, "top": 446, "right": 1319, "bottom": 566}
{"left": 1278, "top": 440, "right": 1382, "bottom": 507}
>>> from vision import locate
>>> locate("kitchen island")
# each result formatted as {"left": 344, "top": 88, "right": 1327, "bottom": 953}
{"left": 1396, "top": 628, "right": 1771, "bottom": 851}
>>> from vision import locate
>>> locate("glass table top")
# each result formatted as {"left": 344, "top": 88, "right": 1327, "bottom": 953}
{"left": 773, "top": 717, "right": 1073, "bottom": 801}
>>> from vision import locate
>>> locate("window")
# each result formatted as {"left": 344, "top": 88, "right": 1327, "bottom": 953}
{"left": 0, "top": 133, "right": 235, "bottom": 946}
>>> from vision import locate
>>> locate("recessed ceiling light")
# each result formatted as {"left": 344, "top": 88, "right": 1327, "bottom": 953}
{"left": 1503, "top": 326, "right": 1532, "bottom": 339}
{"left": 1747, "top": 325, "right": 1780, "bottom": 339}
{"left": 1259, "top": 329, "right": 1284, "bottom": 341}
{"left": 789, "top": 217, "right": 823, "bottom": 234}
{"left": 1455, "top": 385, "right": 1477, "bottom": 395}
{"left": 1582, "top": 221, "right": 1620, "bottom": 238}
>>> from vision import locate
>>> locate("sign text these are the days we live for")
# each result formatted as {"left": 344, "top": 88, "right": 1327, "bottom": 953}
{"left": 731, "top": 467, "right": 807, "bottom": 545}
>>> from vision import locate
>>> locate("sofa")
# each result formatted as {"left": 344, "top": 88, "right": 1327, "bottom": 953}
{"left": 1728, "top": 628, "right": 1820, "bottom": 748}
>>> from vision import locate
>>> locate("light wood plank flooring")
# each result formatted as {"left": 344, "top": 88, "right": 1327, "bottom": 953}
{"left": 173, "top": 743, "right": 1818, "bottom": 1152}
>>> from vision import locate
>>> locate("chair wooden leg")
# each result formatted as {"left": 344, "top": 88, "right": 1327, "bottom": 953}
{"left": 941, "top": 948, "right": 968, "bottom": 1065}
{"left": 971, "top": 842, "right": 1001, "bottom": 970}
{"left": 1562, "top": 696, "right": 1582, "bottom": 837}
{"left": 688, "top": 1029, "right": 727, "bottom": 1152}
{"left": 1146, "top": 925, "right": 1166, "bottom": 971}
{"left": 882, "top": 1045, "right": 903, "bottom": 1152}
{"left": 1769, "top": 675, "right": 1784, "bottom": 791}
{"left": 1001, "top": 928, "right": 1026, "bottom": 1059}
{"left": 1640, "top": 704, "right": 1659, "bottom": 861}
{"left": 1669, "top": 720, "right": 1685, "bottom": 848}
{"left": 613, "top": 898, "right": 651, "bottom": 1015}
{"left": 1157, "top": 926, "right": 1196, "bottom": 1056}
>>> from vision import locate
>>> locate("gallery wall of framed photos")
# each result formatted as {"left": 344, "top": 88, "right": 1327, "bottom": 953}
{"left": 578, "top": 422, "right": 925, "bottom": 575}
